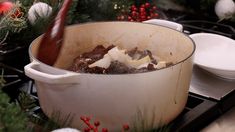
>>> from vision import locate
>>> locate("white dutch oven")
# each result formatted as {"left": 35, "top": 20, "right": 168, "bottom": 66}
{"left": 24, "top": 21, "right": 195, "bottom": 130}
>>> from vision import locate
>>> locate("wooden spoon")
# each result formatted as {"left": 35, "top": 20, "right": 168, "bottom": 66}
{"left": 37, "top": 0, "right": 72, "bottom": 66}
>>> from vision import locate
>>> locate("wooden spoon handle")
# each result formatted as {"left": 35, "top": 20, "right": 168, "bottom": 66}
{"left": 37, "top": 0, "right": 72, "bottom": 66}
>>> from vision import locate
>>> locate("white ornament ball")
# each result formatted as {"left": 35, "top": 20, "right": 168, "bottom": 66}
{"left": 28, "top": 2, "right": 52, "bottom": 24}
{"left": 215, "top": 0, "right": 235, "bottom": 19}
{"left": 51, "top": 128, "right": 81, "bottom": 132}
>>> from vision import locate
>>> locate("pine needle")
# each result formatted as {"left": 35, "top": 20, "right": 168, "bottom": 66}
{"left": 0, "top": 90, "right": 29, "bottom": 132}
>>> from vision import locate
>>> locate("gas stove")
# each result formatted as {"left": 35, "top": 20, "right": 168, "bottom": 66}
{"left": 1, "top": 12, "right": 235, "bottom": 132}
{"left": 169, "top": 11, "right": 235, "bottom": 131}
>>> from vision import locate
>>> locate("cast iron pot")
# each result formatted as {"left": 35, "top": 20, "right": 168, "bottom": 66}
{"left": 24, "top": 21, "right": 195, "bottom": 130}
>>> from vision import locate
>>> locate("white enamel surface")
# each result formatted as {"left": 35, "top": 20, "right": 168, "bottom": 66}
{"left": 190, "top": 33, "right": 235, "bottom": 79}
{"left": 25, "top": 22, "right": 194, "bottom": 130}
{"left": 143, "top": 19, "right": 183, "bottom": 32}
{"left": 51, "top": 128, "right": 81, "bottom": 132}
{"left": 24, "top": 61, "right": 80, "bottom": 84}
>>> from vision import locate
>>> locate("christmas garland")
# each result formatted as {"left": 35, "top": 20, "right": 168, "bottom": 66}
{"left": 0, "top": 0, "right": 80, "bottom": 49}
{"left": 1, "top": 0, "right": 234, "bottom": 49}
{"left": 0, "top": 0, "right": 163, "bottom": 49}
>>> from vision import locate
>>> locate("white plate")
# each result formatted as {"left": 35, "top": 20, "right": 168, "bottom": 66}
{"left": 190, "top": 33, "right": 235, "bottom": 80}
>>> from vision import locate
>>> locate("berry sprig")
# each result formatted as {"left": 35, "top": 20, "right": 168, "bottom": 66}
{"left": 80, "top": 116, "right": 130, "bottom": 132}
{"left": 122, "top": 124, "right": 130, "bottom": 132}
{"left": 117, "top": 2, "right": 160, "bottom": 22}
{"left": 80, "top": 116, "right": 101, "bottom": 132}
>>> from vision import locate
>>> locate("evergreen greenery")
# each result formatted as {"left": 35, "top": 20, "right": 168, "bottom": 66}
{"left": 0, "top": 0, "right": 80, "bottom": 49}
{"left": 0, "top": 0, "right": 158, "bottom": 48}
{"left": 0, "top": 90, "right": 29, "bottom": 131}
{"left": 76, "top": 0, "right": 134, "bottom": 22}
{"left": 172, "top": 0, "right": 217, "bottom": 15}
{"left": 0, "top": 71, "right": 74, "bottom": 131}
{"left": 17, "top": 91, "right": 75, "bottom": 131}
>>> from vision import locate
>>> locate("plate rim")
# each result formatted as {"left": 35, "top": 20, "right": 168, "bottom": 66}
{"left": 190, "top": 33, "right": 235, "bottom": 79}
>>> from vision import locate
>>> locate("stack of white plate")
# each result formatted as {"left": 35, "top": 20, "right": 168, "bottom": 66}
{"left": 190, "top": 33, "right": 235, "bottom": 80}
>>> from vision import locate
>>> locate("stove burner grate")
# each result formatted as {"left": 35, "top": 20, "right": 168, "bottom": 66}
{"left": 171, "top": 94, "right": 220, "bottom": 132}
{"left": 179, "top": 20, "right": 235, "bottom": 39}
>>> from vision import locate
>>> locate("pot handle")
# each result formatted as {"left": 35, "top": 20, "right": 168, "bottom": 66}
{"left": 24, "top": 61, "right": 80, "bottom": 84}
{"left": 143, "top": 19, "right": 183, "bottom": 32}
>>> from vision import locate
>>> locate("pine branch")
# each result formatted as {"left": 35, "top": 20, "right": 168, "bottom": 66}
{"left": 67, "top": 0, "right": 79, "bottom": 24}
{"left": 0, "top": 90, "right": 29, "bottom": 132}
{"left": 17, "top": 90, "right": 76, "bottom": 131}
{"left": 0, "top": 1, "right": 64, "bottom": 48}
{"left": 76, "top": 0, "right": 134, "bottom": 22}
{"left": 18, "top": 91, "right": 37, "bottom": 112}
{"left": 172, "top": 0, "right": 217, "bottom": 12}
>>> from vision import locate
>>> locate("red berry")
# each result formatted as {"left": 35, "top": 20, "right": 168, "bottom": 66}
{"left": 133, "top": 7, "right": 137, "bottom": 11}
{"left": 120, "top": 15, "right": 125, "bottom": 20}
{"left": 128, "top": 16, "right": 132, "bottom": 20}
{"left": 90, "top": 125, "right": 95, "bottom": 130}
{"left": 140, "top": 4, "right": 145, "bottom": 8}
{"left": 154, "top": 13, "right": 159, "bottom": 17}
{"left": 145, "top": 2, "right": 151, "bottom": 8}
{"left": 140, "top": 17, "right": 146, "bottom": 21}
{"left": 85, "top": 117, "right": 91, "bottom": 121}
{"left": 139, "top": 7, "right": 145, "bottom": 13}
{"left": 80, "top": 116, "right": 85, "bottom": 121}
{"left": 136, "top": 12, "right": 139, "bottom": 16}
{"left": 152, "top": 6, "right": 157, "bottom": 10}
{"left": 84, "top": 127, "right": 91, "bottom": 132}
{"left": 140, "top": 12, "right": 146, "bottom": 16}
{"left": 147, "top": 16, "right": 151, "bottom": 20}
{"left": 117, "top": 16, "right": 121, "bottom": 20}
{"left": 131, "top": 5, "right": 138, "bottom": 11}
{"left": 102, "top": 128, "right": 108, "bottom": 132}
{"left": 123, "top": 124, "right": 130, "bottom": 131}
{"left": 140, "top": 15, "right": 146, "bottom": 19}
{"left": 94, "top": 121, "right": 100, "bottom": 127}
{"left": 131, "top": 11, "right": 137, "bottom": 17}
{"left": 131, "top": 5, "right": 136, "bottom": 10}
